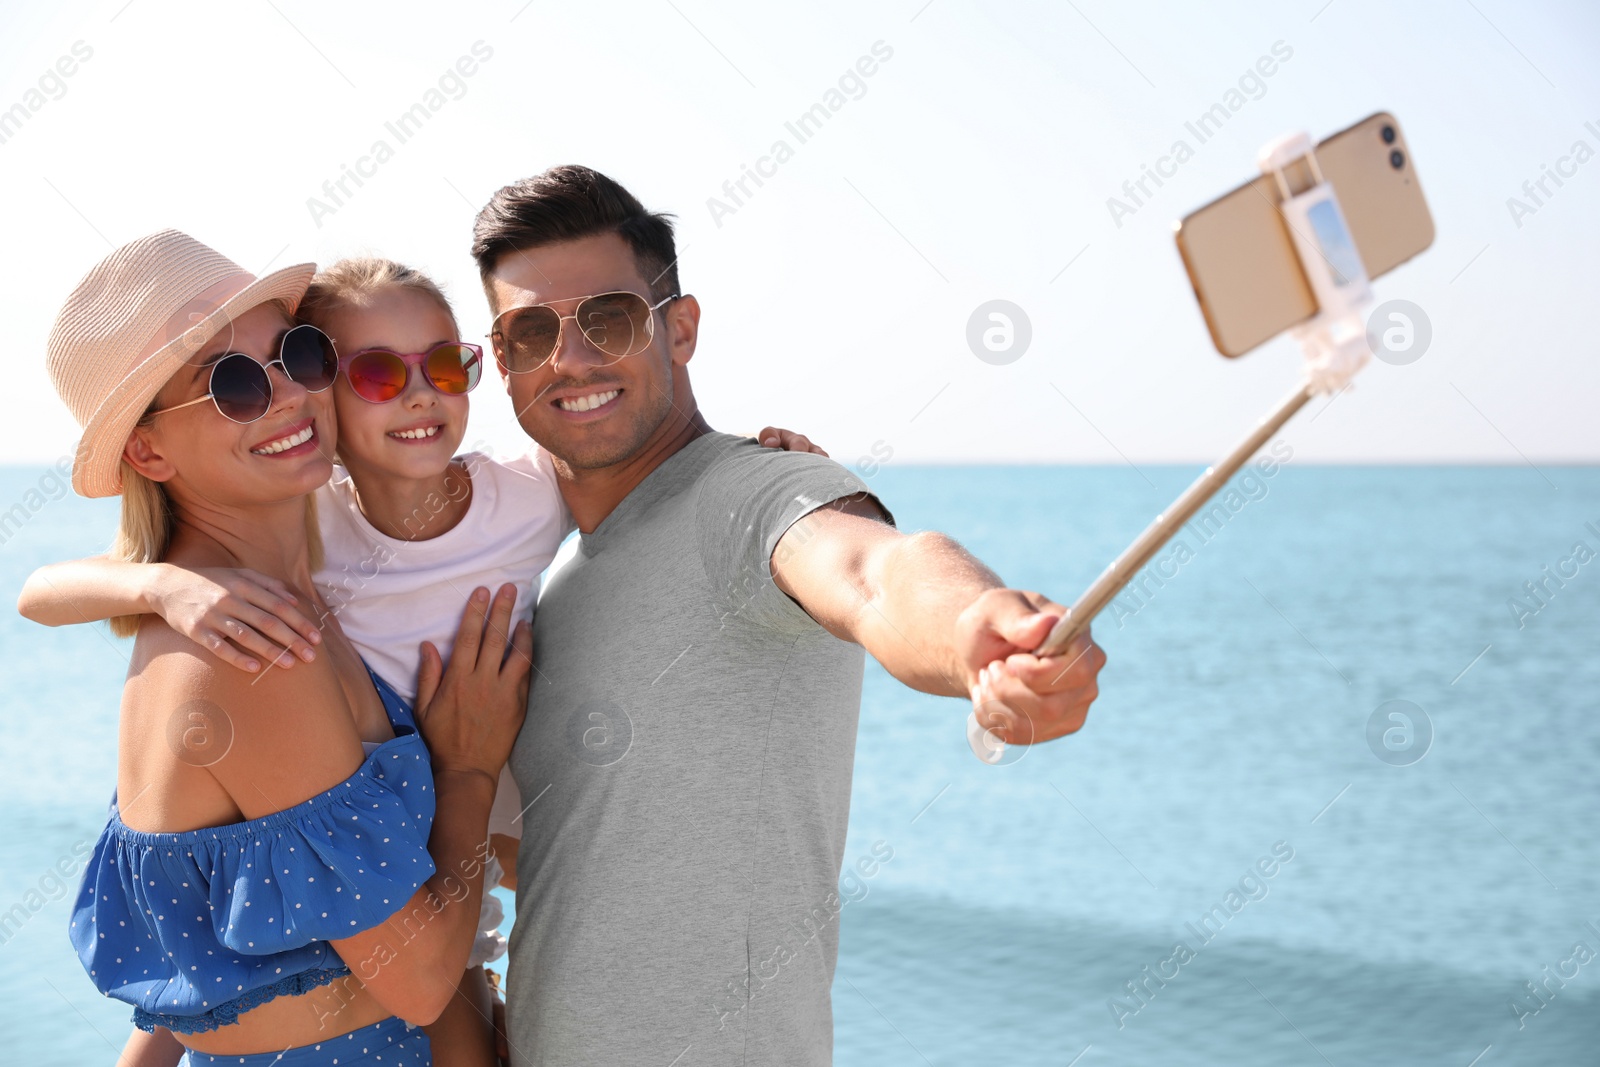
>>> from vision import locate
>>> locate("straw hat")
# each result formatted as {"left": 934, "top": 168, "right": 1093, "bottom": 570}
{"left": 46, "top": 230, "right": 316, "bottom": 497}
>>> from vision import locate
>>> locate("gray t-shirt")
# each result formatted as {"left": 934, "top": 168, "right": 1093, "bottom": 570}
{"left": 506, "top": 432, "right": 891, "bottom": 1067}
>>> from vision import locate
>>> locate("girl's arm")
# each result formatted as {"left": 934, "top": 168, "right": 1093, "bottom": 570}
{"left": 17, "top": 557, "right": 320, "bottom": 671}
{"left": 18, "top": 556, "right": 167, "bottom": 628}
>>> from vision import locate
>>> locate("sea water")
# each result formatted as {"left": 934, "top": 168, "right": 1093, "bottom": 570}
{"left": 2, "top": 463, "right": 1595, "bottom": 1065}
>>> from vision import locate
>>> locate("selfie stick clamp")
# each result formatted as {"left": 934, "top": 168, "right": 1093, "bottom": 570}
{"left": 967, "top": 130, "right": 1376, "bottom": 764}
{"left": 1258, "top": 131, "right": 1374, "bottom": 397}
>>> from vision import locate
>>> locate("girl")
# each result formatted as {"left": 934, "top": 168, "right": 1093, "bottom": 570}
{"left": 21, "top": 255, "right": 823, "bottom": 1065}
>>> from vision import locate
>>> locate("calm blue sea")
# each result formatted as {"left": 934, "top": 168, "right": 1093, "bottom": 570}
{"left": 2, "top": 463, "right": 1596, "bottom": 1065}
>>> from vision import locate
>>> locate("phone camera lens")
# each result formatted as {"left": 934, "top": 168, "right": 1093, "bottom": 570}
{"left": 1389, "top": 149, "right": 1405, "bottom": 169}
{"left": 1381, "top": 125, "right": 1396, "bottom": 144}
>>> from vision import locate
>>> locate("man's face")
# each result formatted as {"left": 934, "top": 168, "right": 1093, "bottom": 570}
{"left": 486, "top": 232, "right": 698, "bottom": 470}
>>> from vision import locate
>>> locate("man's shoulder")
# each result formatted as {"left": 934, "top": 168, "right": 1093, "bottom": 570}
{"left": 689, "top": 433, "right": 895, "bottom": 531}
{"left": 693, "top": 432, "right": 855, "bottom": 486}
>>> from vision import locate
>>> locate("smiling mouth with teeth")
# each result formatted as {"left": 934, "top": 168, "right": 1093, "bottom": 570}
{"left": 389, "top": 425, "right": 441, "bottom": 440}
{"left": 251, "top": 425, "right": 315, "bottom": 455}
{"left": 557, "top": 389, "right": 620, "bottom": 413}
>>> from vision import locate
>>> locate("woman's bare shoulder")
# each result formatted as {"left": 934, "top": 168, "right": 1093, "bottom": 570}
{"left": 126, "top": 615, "right": 369, "bottom": 820}
{"left": 124, "top": 613, "right": 227, "bottom": 701}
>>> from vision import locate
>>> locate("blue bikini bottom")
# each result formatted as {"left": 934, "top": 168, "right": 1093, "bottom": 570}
{"left": 182, "top": 1016, "right": 431, "bottom": 1066}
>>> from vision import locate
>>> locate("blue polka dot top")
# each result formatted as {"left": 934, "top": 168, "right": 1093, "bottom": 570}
{"left": 68, "top": 665, "right": 436, "bottom": 1035}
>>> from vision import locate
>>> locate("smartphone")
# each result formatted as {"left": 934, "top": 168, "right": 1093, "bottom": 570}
{"left": 1174, "top": 112, "right": 1435, "bottom": 357}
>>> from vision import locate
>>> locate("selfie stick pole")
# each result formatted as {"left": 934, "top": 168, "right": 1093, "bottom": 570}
{"left": 968, "top": 130, "right": 1376, "bottom": 764}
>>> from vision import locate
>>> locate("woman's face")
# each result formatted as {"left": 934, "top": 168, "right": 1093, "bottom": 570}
{"left": 136, "top": 303, "right": 336, "bottom": 506}
{"left": 321, "top": 286, "right": 469, "bottom": 482}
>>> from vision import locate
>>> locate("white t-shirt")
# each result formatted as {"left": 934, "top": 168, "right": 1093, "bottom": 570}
{"left": 313, "top": 446, "right": 573, "bottom": 842}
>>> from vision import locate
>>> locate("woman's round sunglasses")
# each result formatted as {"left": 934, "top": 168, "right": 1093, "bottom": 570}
{"left": 489, "top": 290, "right": 681, "bottom": 373}
{"left": 340, "top": 342, "right": 483, "bottom": 404}
{"left": 147, "top": 324, "right": 338, "bottom": 424}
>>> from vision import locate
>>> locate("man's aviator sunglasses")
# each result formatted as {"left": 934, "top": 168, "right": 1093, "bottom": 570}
{"left": 489, "top": 290, "right": 682, "bottom": 373}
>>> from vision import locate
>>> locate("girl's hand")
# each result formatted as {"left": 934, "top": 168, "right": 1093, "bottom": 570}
{"left": 149, "top": 564, "right": 322, "bottom": 672}
{"left": 755, "top": 426, "right": 829, "bottom": 457}
{"left": 414, "top": 584, "right": 533, "bottom": 783}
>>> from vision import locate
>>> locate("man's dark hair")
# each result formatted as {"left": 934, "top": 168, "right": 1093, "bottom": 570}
{"left": 471, "top": 165, "right": 679, "bottom": 301}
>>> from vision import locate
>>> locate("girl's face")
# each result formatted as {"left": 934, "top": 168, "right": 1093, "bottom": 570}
{"left": 321, "top": 285, "right": 470, "bottom": 481}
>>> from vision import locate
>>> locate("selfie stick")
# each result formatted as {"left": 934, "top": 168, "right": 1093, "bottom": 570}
{"left": 968, "top": 131, "right": 1376, "bottom": 764}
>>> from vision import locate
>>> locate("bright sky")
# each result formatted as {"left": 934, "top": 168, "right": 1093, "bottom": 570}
{"left": 2, "top": 0, "right": 1595, "bottom": 470}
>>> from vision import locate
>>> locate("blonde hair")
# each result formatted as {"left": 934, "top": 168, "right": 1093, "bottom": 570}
{"left": 108, "top": 299, "right": 325, "bottom": 637}
{"left": 297, "top": 256, "right": 458, "bottom": 335}
{"left": 108, "top": 460, "right": 173, "bottom": 637}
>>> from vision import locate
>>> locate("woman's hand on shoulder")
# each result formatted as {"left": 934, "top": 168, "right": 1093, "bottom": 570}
{"left": 414, "top": 584, "right": 532, "bottom": 785}
{"left": 149, "top": 565, "right": 322, "bottom": 673}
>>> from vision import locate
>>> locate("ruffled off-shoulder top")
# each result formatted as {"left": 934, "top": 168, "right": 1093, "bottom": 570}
{"left": 69, "top": 666, "right": 436, "bottom": 1034}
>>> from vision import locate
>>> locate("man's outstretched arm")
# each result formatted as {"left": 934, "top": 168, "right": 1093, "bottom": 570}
{"left": 770, "top": 495, "right": 1106, "bottom": 745}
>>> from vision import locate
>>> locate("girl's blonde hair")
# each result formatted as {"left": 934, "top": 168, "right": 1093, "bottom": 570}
{"left": 108, "top": 298, "right": 324, "bottom": 636}
{"left": 297, "top": 256, "right": 458, "bottom": 336}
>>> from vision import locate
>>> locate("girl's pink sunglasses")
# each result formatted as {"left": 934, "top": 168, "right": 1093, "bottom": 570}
{"left": 340, "top": 342, "right": 483, "bottom": 403}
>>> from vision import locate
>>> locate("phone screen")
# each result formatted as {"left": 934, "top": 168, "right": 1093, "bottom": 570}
{"left": 1306, "top": 198, "right": 1364, "bottom": 289}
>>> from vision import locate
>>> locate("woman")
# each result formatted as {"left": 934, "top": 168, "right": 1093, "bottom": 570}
{"left": 41, "top": 230, "right": 529, "bottom": 1066}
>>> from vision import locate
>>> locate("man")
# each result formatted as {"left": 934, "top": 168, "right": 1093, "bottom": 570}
{"left": 473, "top": 165, "right": 1105, "bottom": 1066}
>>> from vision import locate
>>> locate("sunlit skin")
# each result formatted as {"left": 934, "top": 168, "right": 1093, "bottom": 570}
{"left": 318, "top": 285, "right": 474, "bottom": 541}
{"left": 485, "top": 231, "right": 709, "bottom": 533}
